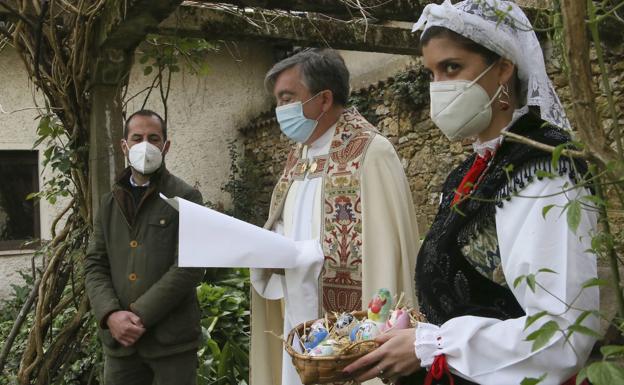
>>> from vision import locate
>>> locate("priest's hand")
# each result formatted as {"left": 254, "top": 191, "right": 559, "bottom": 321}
{"left": 106, "top": 310, "right": 146, "bottom": 347}
{"left": 343, "top": 328, "right": 421, "bottom": 383}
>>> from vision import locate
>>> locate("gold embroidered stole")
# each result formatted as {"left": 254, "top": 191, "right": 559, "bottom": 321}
{"left": 265, "top": 107, "right": 377, "bottom": 315}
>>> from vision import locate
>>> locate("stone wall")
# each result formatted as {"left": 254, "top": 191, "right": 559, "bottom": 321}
{"left": 239, "top": 50, "right": 624, "bottom": 237}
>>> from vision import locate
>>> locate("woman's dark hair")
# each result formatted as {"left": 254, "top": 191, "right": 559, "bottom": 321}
{"left": 421, "top": 26, "right": 522, "bottom": 104}
{"left": 421, "top": 26, "right": 501, "bottom": 64}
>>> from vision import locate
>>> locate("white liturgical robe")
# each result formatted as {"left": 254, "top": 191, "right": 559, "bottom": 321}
{"left": 251, "top": 117, "right": 420, "bottom": 385}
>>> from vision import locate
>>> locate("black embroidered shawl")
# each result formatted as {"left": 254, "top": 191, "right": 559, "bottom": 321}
{"left": 416, "top": 112, "right": 588, "bottom": 327}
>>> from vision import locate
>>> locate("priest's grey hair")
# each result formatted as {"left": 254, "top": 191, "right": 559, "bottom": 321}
{"left": 264, "top": 48, "right": 351, "bottom": 106}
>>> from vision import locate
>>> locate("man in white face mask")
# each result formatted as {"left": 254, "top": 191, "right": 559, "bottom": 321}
{"left": 250, "top": 49, "right": 421, "bottom": 385}
{"left": 85, "top": 110, "right": 205, "bottom": 385}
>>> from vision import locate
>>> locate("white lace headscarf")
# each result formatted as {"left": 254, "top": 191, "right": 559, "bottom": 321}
{"left": 412, "top": 0, "right": 570, "bottom": 130}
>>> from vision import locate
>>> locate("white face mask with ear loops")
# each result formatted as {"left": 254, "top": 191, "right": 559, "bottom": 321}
{"left": 124, "top": 140, "right": 163, "bottom": 175}
{"left": 429, "top": 61, "right": 503, "bottom": 141}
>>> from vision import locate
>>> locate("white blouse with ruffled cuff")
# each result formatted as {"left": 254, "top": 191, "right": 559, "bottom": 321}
{"left": 414, "top": 117, "right": 599, "bottom": 384}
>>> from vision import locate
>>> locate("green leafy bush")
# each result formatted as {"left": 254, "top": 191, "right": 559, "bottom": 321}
{"left": 197, "top": 269, "right": 250, "bottom": 385}
{"left": 0, "top": 269, "right": 251, "bottom": 385}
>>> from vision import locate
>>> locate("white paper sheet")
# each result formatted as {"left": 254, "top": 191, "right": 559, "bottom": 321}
{"left": 160, "top": 194, "right": 298, "bottom": 268}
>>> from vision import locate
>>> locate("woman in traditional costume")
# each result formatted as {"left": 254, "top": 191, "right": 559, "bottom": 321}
{"left": 344, "top": 1, "right": 599, "bottom": 384}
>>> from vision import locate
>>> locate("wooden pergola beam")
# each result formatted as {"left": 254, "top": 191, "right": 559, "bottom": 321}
{"left": 159, "top": 6, "right": 420, "bottom": 55}
{"left": 96, "top": 0, "right": 184, "bottom": 51}
{"left": 195, "top": 0, "right": 429, "bottom": 22}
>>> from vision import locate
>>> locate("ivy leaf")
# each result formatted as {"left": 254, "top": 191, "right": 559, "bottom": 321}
{"left": 576, "top": 367, "right": 588, "bottom": 385}
{"left": 600, "top": 345, "right": 624, "bottom": 359}
{"left": 566, "top": 200, "right": 581, "bottom": 234}
{"left": 526, "top": 320, "right": 559, "bottom": 352}
{"left": 217, "top": 341, "right": 233, "bottom": 382}
{"left": 198, "top": 62, "right": 211, "bottom": 76}
{"left": 514, "top": 275, "right": 526, "bottom": 289}
{"left": 551, "top": 143, "right": 567, "bottom": 170}
{"left": 574, "top": 310, "right": 597, "bottom": 327}
{"left": 524, "top": 311, "right": 549, "bottom": 330}
{"left": 521, "top": 373, "right": 547, "bottom": 385}
{"left": 580, "top": 195, "right": 605, "bottom": 207}
{"left": 567, "top": 324, "right": 601, "bottom": 339}
{"left": 536, "top": 169, "right": 556, "bottom": 179}
{"left": 139, "top": 55, "right": 150, "bottom": 64}
{"left": 526, "top": 274, "right": 537, "bottom": 292}
{"left": 542, "top": 204, "right": 555, "bottom": 219}
{"left": 143, "top": 66, "right": 153, "bottom": 76}
{"left": 537, "top": 268, "right": 557, "bottom": 275}
{"left": 587, "top": 361, "right": 624, "bottom": 385}
{"left": 582, "top": 277, "right": 609, "bottom": 289}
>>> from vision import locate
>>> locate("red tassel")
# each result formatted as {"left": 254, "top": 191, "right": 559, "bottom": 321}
{"left": 452, "top": 152, "right": 492, "bottom": 206}
{"left": 424, "top": 355, "right": 455, "bottom": 385}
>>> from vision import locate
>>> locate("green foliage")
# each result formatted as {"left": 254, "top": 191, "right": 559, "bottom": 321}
{"left": 0, "top": 271, "right": 103, "bottom": 385}
{"left": 513, "top": 268, "right": 557, "bottom": 293}
{"left": 524, "top": 311, "right": 549, "bottom": 330}
{"left": 28, "top": 112, "right": 77, "bottom": 204}
{"left": 220, "top": 141, "right": 269, "bottom": 226}
{"left": 520, "top": 373, "right": 547, "bottom": 385}
{"left": 139, "top": 35, "right": 218, "bottom": 78}
{"left": 565, "top": 199, "right": 582, "bottom": 233}
{"left": 0, "top": 272, "right": 33, "bottom": 384}
{"left": 525, "top": 320, "right": 560, "bottom": 352}
{"left": 577, "top": 361, "right": 624, "bottom": 385}
{"left": 0, "top": 269, "right": 251, "bottom": 385}
{"left": 387, "top": 67, "right": 430, "bottom": 110}
{"left": 135, "top": 35, "right": 218, "bottom": 123}
{"left": 197, "top": 269, "right": 250, "bottom": 385}
{"left": 348, "top": 66, "right": 430, "bottom": 127}
{"left": 348, "top": 92, "right": 379, "bottom": 126}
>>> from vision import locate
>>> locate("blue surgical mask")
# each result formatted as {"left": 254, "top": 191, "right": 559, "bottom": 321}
{"left": 275, "top": 92, "right": 325, "bottom": 143}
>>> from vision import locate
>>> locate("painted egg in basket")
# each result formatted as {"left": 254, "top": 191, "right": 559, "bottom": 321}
{"left": 350, "top": 320, "right": 380, "bottom": 342}
{"left": 309, "top": 340, "right": 338, "bottom": 357}
{"left": 304, "top": 327, "right": 329, "bottom": 350}
{"left": 386, "top": 309, "right": 410, "bottom": 330}
{"left": 335, "top": 313, "right": 357, "bottom": 336}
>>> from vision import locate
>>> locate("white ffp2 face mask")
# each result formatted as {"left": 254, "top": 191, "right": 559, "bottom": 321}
{"left": 429, "top": 62, "right": 503, "bottom": 141}
{"left": 124, "top": 141, "right": 164, "bottom": 175}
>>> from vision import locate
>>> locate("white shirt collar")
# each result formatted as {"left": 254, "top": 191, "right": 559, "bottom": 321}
{"left": 305, "top": 122, "right": 337, "bottom": 159}
{"left": 472, "top": 106, "right": 530, "bottom": 157}
{"left": 129, "top": 174, "right": 150, "bottom": 187}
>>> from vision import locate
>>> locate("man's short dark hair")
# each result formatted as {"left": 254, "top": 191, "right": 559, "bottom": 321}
{"left": 124, "top": 110, "right": 167, "bottom": 141}
{"left": 264, "top": 48, "right": 351, "bottom": 106}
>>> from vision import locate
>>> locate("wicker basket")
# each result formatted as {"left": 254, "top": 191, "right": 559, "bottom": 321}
{"left": 285, "top": 310, "right": 375, "bottom": 384}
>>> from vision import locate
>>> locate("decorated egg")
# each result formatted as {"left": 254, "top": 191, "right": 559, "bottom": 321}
{"left": 310, "top": 319, "right": 326, "bottom": 331}
{"left": 303, "top": 327, "right": 329, "bottom": 350}
{"left": 309, "top": 340, "right": 338, "bottom": 356}
{"left": 385, "top": 308, "right": 410, "bottom": 330}
{"left": 350, "top": 320, "right": 380, "bottom": 342}
{"left": 367, "top": 288, "right": 392, "bottom": 323}
{"left": 335, "top": 313, "right": 357, "bottom": 336}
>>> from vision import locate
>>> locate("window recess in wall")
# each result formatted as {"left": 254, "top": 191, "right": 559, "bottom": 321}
{"left": 0, "top": 150, "right": 40, "bottom": 251}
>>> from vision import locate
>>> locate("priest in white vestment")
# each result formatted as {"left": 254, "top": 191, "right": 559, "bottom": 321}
{"left": 250, "top": 49, "right": 421, "bottom": 385}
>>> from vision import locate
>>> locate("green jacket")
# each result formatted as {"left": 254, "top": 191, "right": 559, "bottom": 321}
{"left": 85, "top": 167, "right": 205, "bottom": 358}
